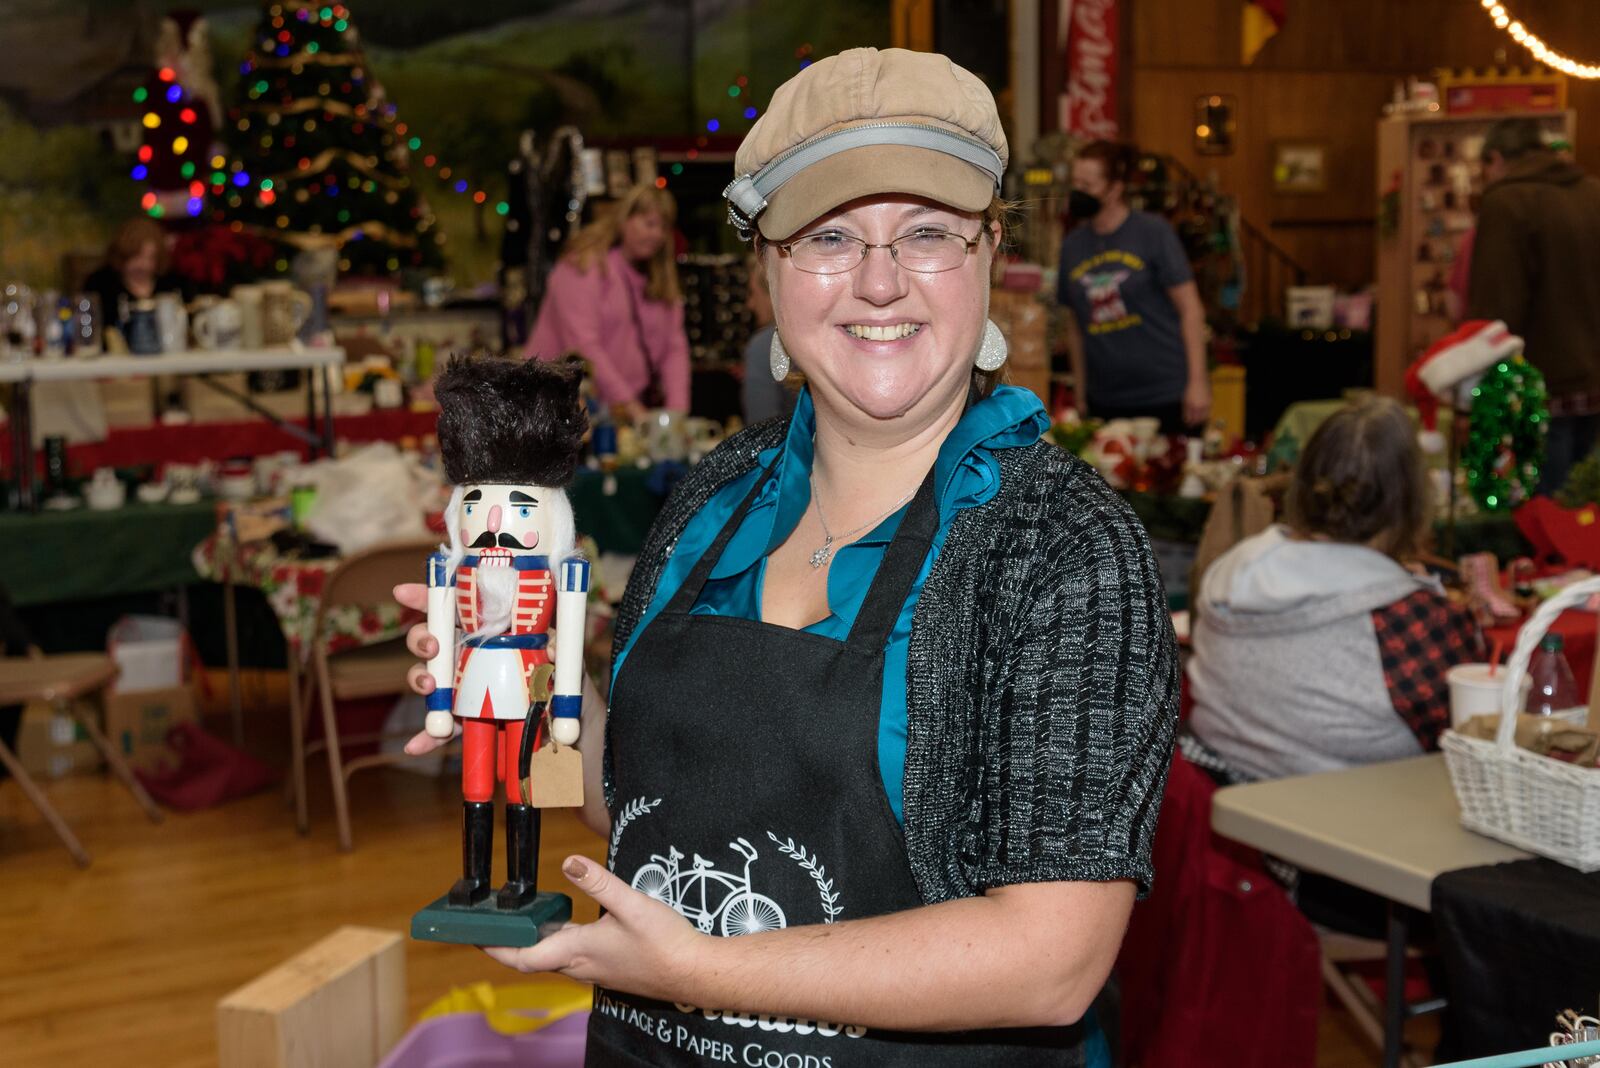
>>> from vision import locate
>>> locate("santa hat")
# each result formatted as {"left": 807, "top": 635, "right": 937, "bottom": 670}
{"left": 1403, "top": 320, "right": 1523, "bottom": 453}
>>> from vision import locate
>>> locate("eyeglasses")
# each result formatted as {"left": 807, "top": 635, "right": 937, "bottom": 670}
{"left": 776, "top": 229, "right": 983, "bottom": 275}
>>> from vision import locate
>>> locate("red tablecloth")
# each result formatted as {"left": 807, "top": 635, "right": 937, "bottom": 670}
{"left": 1483, "top": 610, "right": 1597, "bottom": 701}
{"left": 1, "top": 408, "right": 439, "bottom": 473}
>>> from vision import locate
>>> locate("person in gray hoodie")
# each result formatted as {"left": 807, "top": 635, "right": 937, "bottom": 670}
{"left": 1186, "top": 397, "right": 1484, "bottom": 937}
{"left": 1187, "top": 396, "right": 1483, "bottom": 784}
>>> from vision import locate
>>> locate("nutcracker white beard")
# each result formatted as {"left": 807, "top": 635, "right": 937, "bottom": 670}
{"left": 471, "top": 564, "right": 517, "bottom": 639}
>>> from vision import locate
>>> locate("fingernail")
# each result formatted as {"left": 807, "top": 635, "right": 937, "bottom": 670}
{"left": 563, "top": 857, "right": 586, "bottom": 880}
{"left": 422, "top": 677, "right": 435, "bottom": 692}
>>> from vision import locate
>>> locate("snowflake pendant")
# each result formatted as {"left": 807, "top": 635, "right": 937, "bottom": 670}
{"left": 809, "top": 537, "right": 834, "bottom": 569}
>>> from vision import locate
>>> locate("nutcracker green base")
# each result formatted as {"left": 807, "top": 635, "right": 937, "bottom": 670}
{"left": 411, "top": 891, "right": 572, "bottom": 947}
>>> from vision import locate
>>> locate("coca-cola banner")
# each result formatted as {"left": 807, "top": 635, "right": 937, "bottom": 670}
{"left": 1060, "top": 0, "right": 1119, "bottom": 138}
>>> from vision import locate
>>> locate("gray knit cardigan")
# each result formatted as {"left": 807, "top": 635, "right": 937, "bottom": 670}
{"left": 603, "top": 417, "right": 1179, "bottom": 903}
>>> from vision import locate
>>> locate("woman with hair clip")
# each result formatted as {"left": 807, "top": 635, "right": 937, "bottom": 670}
{"left": 1058, "top": 141, "right": 1210, "bottom": 434}
{"left": 524, "top": 184, "right": 690, "bottom": 424}
{"left": 403, "top": 46, "right": 1176, "bottom": 1067}
{"left": 1185, "top": 395, "right": 1483, "bottom": 932}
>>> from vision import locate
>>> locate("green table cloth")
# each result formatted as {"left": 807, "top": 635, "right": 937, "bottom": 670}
{"left": 0, "top": 464, "right": 671, "bottom": 610}
{"left": 0, "top": 500, "right": 219, "bottom": 607}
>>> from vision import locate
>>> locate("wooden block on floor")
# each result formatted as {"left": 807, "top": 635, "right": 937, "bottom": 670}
{"left": 217, "top": 925, "right": 405, "bottom": 1068}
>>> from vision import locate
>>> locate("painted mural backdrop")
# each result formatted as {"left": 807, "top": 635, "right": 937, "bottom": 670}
{"left": 0, "top": 0, "right": 888, "bottom": 283}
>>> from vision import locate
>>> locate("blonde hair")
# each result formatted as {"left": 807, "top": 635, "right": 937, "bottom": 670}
{"left": 562, "top": 185, "right": 682, "bottom": 303}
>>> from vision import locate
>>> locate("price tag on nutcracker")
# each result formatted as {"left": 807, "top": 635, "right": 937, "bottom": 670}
{"left": 521, "top": 664, "right": 583, "bottom": 808}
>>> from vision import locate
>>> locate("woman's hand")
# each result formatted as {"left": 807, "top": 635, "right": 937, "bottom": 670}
{"left": 483, "top": 855, "right": 706, "bottom": 1001}
{"left": 395, "top": 582, "right": 458, "bottom": 755}
{"left": 1183, "top": 375, "right": 1212, "bottom": 429}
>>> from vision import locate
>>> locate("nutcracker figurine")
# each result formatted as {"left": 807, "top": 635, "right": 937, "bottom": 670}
{"left": 411, "top": 356, "right": 589, "bottom": 948}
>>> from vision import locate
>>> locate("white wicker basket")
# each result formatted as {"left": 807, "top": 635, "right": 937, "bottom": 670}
{"left": 1440, "top": 576, "right": 1600, "bottom": 872}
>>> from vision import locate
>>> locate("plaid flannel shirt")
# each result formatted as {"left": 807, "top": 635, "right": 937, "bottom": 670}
{"left": 1371, "top": 589, "right": 1486, "bottom": 751}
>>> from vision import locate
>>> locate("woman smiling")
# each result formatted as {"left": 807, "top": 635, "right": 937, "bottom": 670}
{"left": 401, "top": 46, "right": 1177, "bottom": 1067}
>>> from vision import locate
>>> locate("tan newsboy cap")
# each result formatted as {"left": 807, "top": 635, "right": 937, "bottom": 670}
{"left": 725, "top": 47, "right": 1008, "bottom": 241}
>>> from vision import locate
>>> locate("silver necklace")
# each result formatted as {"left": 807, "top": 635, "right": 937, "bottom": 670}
{"left": 809, "top": 477, "right": 916, "bottom": 569}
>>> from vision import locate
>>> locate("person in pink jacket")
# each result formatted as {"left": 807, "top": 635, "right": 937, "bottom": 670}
{"left": 524, "top": 184, "right": 691, "bottom": 423}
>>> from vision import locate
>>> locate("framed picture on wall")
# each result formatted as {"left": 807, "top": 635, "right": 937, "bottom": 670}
{"left": 1272, "top": 142, "right": 1328, "bottom": 194}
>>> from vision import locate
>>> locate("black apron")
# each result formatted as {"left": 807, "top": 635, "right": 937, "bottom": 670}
{"left": 591, "top": 456, "right": 1081, "bottom": 1067}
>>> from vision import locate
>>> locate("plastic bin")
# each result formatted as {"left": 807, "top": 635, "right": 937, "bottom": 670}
{"left": 378, "top": 1011, "right": 588, "bottom": 1068}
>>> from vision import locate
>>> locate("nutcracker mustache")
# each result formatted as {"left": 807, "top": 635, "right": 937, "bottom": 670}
{"left": 469, "top": 531, "right": 535, "bottom": 550}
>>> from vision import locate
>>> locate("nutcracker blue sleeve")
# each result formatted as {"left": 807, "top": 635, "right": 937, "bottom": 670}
{"left": 424, "top": 551, "right": 456, "bottom": 714}
{"left": 550, "top": 556, "right": 590, "bottom": 729}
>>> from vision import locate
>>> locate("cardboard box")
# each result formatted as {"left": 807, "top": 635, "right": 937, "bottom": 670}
{"left": 109, "top": 615, "right": 188, "bottom": 694}
{"left": 104, "top": 686, "right": 196, "bottom": 773}
{"left": 217, "top": 926, "right": 405, "bottom": 1068}
{"left": 15, "top": 704, "right": 103, "bottom": 779}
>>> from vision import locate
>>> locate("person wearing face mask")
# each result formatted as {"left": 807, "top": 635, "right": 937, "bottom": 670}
{"left": 398, "top": 46, "right": 1176, "bottom": 1068}
{"left": 525, "top": 184, "right": 691, "bottom": 425}
{"left": 1058, "top": 142, "right": 1210, "bottom": 435}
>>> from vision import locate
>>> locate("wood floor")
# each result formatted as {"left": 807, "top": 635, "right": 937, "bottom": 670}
{"left": 0, "top": 678, "right": 1428, "bottom": 1067}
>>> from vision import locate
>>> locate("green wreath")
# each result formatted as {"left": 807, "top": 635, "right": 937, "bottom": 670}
{"left": 1464, "top": 354, "right": 1548, "bottom": 512}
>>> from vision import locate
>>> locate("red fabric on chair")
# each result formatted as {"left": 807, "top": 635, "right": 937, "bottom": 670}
{"left": 1118, "top": 754, "right": 1322, "bottom": 1068}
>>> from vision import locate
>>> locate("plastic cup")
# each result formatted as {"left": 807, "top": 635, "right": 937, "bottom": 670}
{"left": 1447, "top": 663, "right": 1529, "bottom": 727}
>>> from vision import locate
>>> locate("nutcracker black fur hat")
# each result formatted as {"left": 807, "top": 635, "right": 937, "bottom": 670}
{"left": 435, "top": 355, "right": 587, "bottom": 488}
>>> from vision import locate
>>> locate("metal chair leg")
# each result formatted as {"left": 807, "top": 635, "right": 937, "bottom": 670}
{"left": 287, "top": 656, "right": 310, "bottom": 834}
{"left": 315, "top": 650, "right": 354, "bottom": 852}
{"left": 0, "top": 739, "right": 90, "bottom": 867}
{"left": 66, "top": 698, "right": 162, "bottom": 824}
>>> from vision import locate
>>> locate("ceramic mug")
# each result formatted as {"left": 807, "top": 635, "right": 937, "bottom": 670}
{"left": 86, "top": 468, "right": 125, "bottom": 511}
{"left": 192, "top": 297, "right": 244, "bottom": 350}
{"left": 154, "top": 292, "right": 188, "bottom": 353}
{"left": 260, "top": 282, "right": 312, "bottom": 346}
{"left": 230, "top": 284, "right": 265, "bottom": 348}
{"left": 125, "top": 299, "right": 162, "bottom": 355}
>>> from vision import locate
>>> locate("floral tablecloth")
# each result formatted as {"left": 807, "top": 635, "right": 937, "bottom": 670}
{"left": 192, "top": 535, "right": 419, "bottom": 662}
{"left": 192, "top": 532, "right": 613, "bottom": 664}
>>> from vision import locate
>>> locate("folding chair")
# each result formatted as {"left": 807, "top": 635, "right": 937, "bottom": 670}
{"left": 0, "top": 652, "right": 163, "bottom": 867}
{"left": 1318, "top": 928, "right": 1444, "bottom": 1068}
{"left": 290, "top": 537, "right": 444, "bottom": 852}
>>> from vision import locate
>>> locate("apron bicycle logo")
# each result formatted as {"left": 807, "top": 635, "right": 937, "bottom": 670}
{"left": 611, "top": 797, "right": 846, "bottom": 930}
{"left": 631, "top": 838, "right": 788, "bottom": 936}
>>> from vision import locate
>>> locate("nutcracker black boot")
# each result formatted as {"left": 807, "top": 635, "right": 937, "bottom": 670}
{"left": 497, "top": 803, "right": 539, "bottom": 910}
{"left": 448, "top": 801, "right": 494, "bottom": 907}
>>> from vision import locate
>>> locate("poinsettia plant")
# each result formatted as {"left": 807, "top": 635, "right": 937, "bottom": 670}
{"left": 169, "top": 224, "right": 280, "bottom": 293}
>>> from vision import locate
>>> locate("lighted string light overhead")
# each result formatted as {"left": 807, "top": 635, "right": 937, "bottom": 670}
{"left": 1478, "top": 0, "right": 1600, "bottom": 80}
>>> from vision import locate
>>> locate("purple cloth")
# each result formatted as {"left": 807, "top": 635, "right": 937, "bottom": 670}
{"left": 525, "top": 247, "right": 690, "bottom": 410}
{"left": 379, "top": 1010, "right": 589, "bottom": 1068}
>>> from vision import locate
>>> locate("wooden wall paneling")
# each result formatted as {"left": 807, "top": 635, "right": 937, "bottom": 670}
{"left": 1130, "top": 0, "right": 1600, "bottom": 294}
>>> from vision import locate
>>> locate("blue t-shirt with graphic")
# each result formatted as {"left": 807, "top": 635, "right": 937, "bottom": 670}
{"left": 1058, "top": 210, "right": 1193, "bottom": 409}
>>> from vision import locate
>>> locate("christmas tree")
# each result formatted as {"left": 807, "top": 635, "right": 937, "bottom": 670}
{"left": 224, "top": 2, "right": 443, "bottom": 276}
